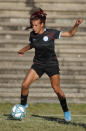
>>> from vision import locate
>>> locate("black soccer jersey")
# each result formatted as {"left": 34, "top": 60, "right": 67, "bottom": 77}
{"left": 29, "top": 28, "right": 61, "bottom": 64}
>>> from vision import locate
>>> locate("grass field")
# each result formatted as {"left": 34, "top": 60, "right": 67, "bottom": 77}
{"left": 0, "top": 103, "right": 86, "bottom": 131}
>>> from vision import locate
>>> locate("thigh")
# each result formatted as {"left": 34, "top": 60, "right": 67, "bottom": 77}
{"left": 50, "top": 74, "right": 60, "bottom": 89}
{"left": 23, "top": 68, "right": 39, "bottom": 87}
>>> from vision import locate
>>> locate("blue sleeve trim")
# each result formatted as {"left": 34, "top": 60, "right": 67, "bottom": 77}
{"left": 58, "top": 32, "right": 61, "bottom": 39}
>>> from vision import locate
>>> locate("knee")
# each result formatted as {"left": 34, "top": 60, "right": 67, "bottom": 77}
{"left": 22, "top": 82, "right": 28, "bottom": 90}
{"left": 53, "top": 85, "right": 64, "bottom": 97}
{"left": 53, "top": 85, "right": 60, "bottom": 93}
{"left": 52, "top": 85, "right": 65, "bottom": 98}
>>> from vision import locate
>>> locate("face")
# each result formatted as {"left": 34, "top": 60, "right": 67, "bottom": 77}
{"left": 31, "top": 19, "right": 44, "bottom": 34}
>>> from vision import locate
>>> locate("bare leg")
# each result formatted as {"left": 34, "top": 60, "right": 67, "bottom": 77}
{"left": 22, "top": 69, "right": 39, "bottom": 96}
{"left": 21, "top": 68, "right": 39, "bottom": 105}
{"left": 50, "top": 74, "right": 68, "bottom": 112}
{"left": 50, "top": 74, "right": 65, "bottom": 98}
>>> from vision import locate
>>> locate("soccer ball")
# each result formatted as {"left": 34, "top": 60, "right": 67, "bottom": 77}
{"left": 11, "top": 104, "right": 26, "bottom": 120}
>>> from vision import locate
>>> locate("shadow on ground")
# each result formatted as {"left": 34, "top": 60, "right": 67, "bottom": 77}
{"left": 32, "top": 114, "right": 86, "bottom": 130}
{"left": 3, "top": 113, "right": 86, "bottom": 129}
{"left": 3, "top": 114, "right": 22, "bottom": 121}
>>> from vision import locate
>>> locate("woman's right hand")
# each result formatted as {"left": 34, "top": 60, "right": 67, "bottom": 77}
{"left": 17, "top": 45, "right": 30, "bottom": 56}
{"left": 17, "top": 51, "right": 24, "bottom": 56}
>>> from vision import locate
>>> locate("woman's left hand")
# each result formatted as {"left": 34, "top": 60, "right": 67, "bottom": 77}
{"left": 76, "top": 19, "right": 83, "bottom": 25}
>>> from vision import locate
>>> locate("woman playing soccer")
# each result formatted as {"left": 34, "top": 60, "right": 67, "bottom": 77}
{"left": 18, "top": 8, "right": 83, "bottom": 121}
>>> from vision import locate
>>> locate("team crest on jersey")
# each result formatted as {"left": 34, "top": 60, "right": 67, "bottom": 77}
{"left": 43, "top": 36, "right": 48, "bottom": 41}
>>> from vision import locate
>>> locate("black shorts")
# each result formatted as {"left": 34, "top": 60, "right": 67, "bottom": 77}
{"left": 31, "top": 61, "right": 60, "bottom": 77}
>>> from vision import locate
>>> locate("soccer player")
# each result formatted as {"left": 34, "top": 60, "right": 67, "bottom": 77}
{"left": 18, "top": 8, "right": 83, "bottom": 121}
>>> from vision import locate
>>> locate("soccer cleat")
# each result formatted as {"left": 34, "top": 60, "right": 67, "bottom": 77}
{"left": 22, "top": 104, "right": 28, "bottom": 109}
{"left": 64, "top": 111, "right": 71, "bottom": 121}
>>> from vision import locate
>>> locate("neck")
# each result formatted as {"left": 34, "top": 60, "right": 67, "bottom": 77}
{"left": 39, "top": 28, "right": 45, "bottom": 34}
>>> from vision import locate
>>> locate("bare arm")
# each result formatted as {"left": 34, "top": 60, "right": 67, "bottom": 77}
{"left": 61, "top": 19, "right": 83, "bottom": 37}
{"left": 18, "top": 44, "right": 31, "bottom": 55}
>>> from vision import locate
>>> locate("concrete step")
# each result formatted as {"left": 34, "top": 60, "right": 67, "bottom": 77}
{"left": 0, "top": 76, "right": 86, "bottom": 85}
{"left": 0, "top": 95, "right": 86, "bottom": 103}
{"left": 28, "top": 96, "right": 86, "bottom": 103}
{"left": 0, "top": 83, "right": 86, "bottom": 95}
{"left": 55, "top": 48, "right": 86, "bottom": 58}
{"left": 0, "top": 47, "right": 86, "bottom": 58}
{"left": 0, "top": 82, "right": 86, "bottom": 89}
{"left": 0, "top": 33, "right": 86, "bottom": 42}
{"left": 0, "top": 90, "right": 86, "bottom": 99}
{"left": 0, "top": 23, "right": 85, "bottom": 32}
{"left": 0, "top": 74, "right": 86, "bottom": 85}
{"left": 0, "top": 11, "right": 86, "bottom": 24}
{"left": 0, "top": 64, "right": 86, "bottom": 76}
{"left": 0, "top": 31, "right": 86, "bottom": 43}
{"left": 0, "top": 24, "right": 85, "bottom": 33}
{"left": 0, "top": 19, "right": 85, "bottom": 29}
{"left": 0, "top": 82, "right": 86, "bottom": 103}
{"left": 0, "top": 0, "right": 86, "bottom": 3}
{"left": 0, "top": 11, "right": 86, "bottom": 19}
{"left": 0, "top": 92, "right": 86, "bottom": 103}
{"left": 0, "top": 52, "right": 86, "bottom": 66}
{"left": 0, "top": 64, "right": 86, "bottom": 70}
{"left": 0, "top": 57, "right": 86, "bottom": 68}
{"left": 0, "top": 40, "right": 86, "bottom": 50}
{"left": 0, "top": 2, "right": 86, "bottom": 12}
{"left": 0, "top": 60, "right": 86, "bottom": 70}
{"left": 0, "top": 83, "right": 86, "bottom": 103}
{"left": 0, "top": 30, "right": 85, "bottom": 35}
{"left": 1, "top": 87, "right": 86, "bottom": 97}
{"left": 0, "top": 42, "right": 86, "bottom": 50}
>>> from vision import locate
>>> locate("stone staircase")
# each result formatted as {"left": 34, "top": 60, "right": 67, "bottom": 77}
{"left": 0, "top": 0, "right": 86, "bottom": 103}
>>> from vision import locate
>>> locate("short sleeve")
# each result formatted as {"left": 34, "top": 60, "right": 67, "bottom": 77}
{"left": 53, "top": 29, "right": 61, "bottom": 39}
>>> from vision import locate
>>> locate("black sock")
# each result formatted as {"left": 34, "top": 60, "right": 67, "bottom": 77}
{"left": 58, "top": 97, "right": 69, "bottom": 112}
{"left": 21, "top": 94, "right": 28, "bottom": 105}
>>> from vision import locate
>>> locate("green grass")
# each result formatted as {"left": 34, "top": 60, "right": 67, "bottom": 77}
{"left": 0, "top": 103, "right": 86, "bottom": 131}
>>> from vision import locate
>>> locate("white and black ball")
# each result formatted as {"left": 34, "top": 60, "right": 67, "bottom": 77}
{"left": 11, "top": 104, "right": 26, "bottom": 120}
